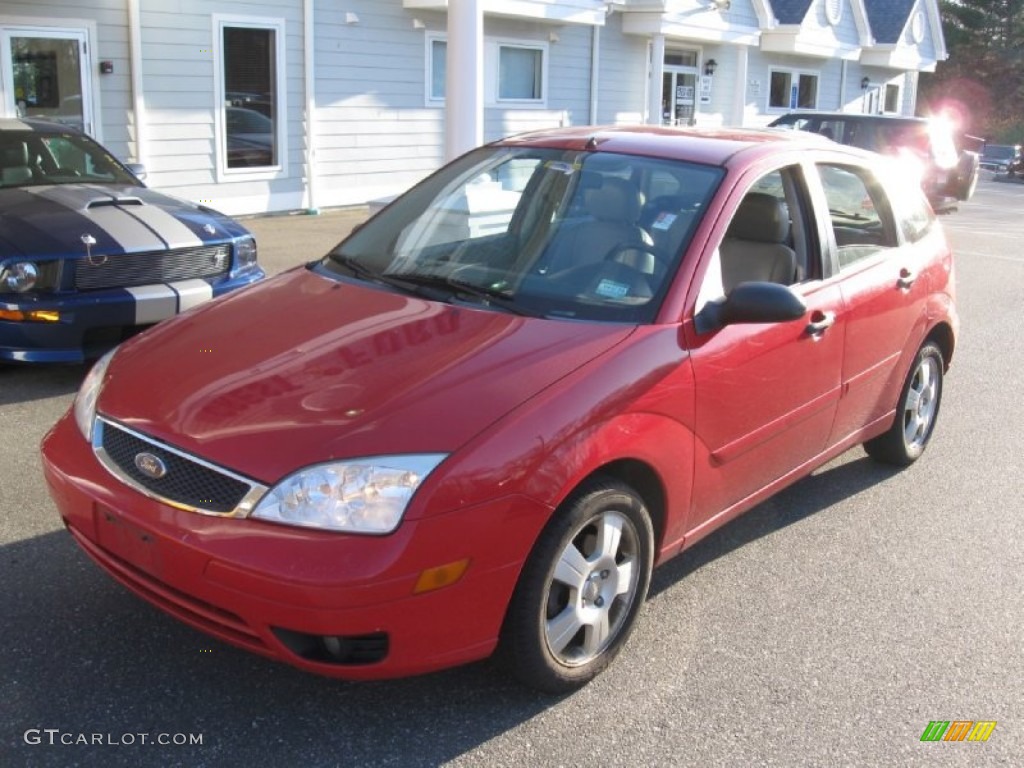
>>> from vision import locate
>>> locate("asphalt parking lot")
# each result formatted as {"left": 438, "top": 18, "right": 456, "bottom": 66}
{"left": 2, "top": 179, "right": 1022, "bottom": 767}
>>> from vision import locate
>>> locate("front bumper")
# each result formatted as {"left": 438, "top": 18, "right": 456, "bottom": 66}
{"left": 41, "top": 411, "right": 549, "bottom": 680}
{"left": 1, "top": 270, "right": 263, "bottom": 363}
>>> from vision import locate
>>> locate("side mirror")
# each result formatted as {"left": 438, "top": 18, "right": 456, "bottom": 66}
{"left": 696, "top": 282, "right": 806, "bottom": 334}
{"left": 124, "top": 163, "right": 148, "bottom": 183}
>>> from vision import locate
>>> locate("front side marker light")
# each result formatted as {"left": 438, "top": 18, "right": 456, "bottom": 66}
{"left": 413, "top": 559, "right": 471, "bottom": 594}
{"left": 0, "top": 309, "right": 59, "bottom": 322}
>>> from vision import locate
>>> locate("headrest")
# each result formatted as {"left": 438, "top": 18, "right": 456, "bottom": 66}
{"left": 586, "top": 178, "right": 642, "bottom": 224}
{"left": 0, "top": 141, "right": 29, "bottom": 168}
{"left": 726, "top": 193, "right": 789, "bottom": 244}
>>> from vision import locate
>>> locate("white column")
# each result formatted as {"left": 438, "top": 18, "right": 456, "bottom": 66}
{"left": 731, "top": 45, "right": 748, "bottom": 126}
{"left": 303, "top": 0, "right": 318, "bottom": 213}
{"left": 127, "top": 0, "right": 147, "bottom": 165}
{"left": 589, "top": 25, "right": 600, "bottom": 125}
{"left": 647, "top": 34, "right": 665, "bottom": 125}
{"left": 445, "top": 0, "right": 484, "bottom": 161}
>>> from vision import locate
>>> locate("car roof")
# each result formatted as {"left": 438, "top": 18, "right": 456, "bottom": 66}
{"left": 774, "top": 111, "right": 928, "bottom": 126}
{"left": 495, "top": 124, "right": 838, "bottom": 167}
{"left": 0, "top": 117, "right": 80, "bottom": 134}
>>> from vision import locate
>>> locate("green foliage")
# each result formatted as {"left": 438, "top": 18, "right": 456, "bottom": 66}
{"left": 920, "top": 0, "right": 1024, "bottom": 142}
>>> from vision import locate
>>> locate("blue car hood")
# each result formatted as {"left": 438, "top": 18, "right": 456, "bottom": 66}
{"left": 0, "top": 184, "right": 248, "bottom": 261}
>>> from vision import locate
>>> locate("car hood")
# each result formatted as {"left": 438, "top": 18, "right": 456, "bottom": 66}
{"left": 98, "top": 268, "right": 635, "bottom": 483}
{"left": 0, "top": 184, "right": 247, "bottom": 261}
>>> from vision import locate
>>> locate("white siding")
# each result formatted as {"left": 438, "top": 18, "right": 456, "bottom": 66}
{"left": 138, "top": 0, "right": 305, "bottom": 214}
{"left": 594, "top": 12, "right": 648, "bottom": 125}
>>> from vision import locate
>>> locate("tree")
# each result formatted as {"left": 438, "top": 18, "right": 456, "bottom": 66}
{"left": 920, "top": 0, "right": 1024, "bottom": 141}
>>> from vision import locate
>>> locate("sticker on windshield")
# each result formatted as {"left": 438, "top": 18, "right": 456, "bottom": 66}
{"left": 544, "top": 161, "right": 576, "bottom": 175}
{"left": 651, "top": 212, "right": 678, "bottom": 231}
{"left": 595, "top": 279, "right": 629, "bottom": 299}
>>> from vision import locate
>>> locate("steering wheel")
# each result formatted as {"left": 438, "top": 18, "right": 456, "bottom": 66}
{"left": 603, "top": 241, "right": 668, "bottom": 280}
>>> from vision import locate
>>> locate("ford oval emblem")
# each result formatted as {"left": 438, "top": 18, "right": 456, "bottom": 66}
{"left": 134, "top": 452, "right": 167, "bottom": 479}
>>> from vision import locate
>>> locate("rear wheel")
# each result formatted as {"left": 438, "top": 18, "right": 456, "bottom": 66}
{"left": 501, "top": 478, "right": 654, "bottom": 693}
{"left": 865, "top": 341, "right": 944, "bottom": 465}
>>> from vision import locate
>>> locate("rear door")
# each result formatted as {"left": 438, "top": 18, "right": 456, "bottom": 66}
{"left": 807, "top": 161, "right": 934, "bottom": 445}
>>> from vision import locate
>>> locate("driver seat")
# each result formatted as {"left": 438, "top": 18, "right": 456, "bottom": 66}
{"left": 540, "top": 178, "right": 653, "bottom": 275}
{"left": 0, "top": 141, "right": 33, "bottom": 186}
{"left": 719, "top": 193, "right": 798, "bottom": 292}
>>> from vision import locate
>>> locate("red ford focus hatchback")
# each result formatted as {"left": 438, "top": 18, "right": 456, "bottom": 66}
{"left": 42, "top": 126, "right": 957, "bottom": 692}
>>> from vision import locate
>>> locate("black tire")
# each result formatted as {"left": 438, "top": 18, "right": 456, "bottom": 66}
{"left": 501, "top": 477, "right": 654, "bottom": 693}
{"left": 951, "top": 152, "right": 980, "bottom": 201}
{"left": 864, "top": 341, "right": 944, "bottom": 465}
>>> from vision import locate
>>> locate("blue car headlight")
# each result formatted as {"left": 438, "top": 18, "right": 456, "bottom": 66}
{"left": 233, "top": 236, "right": 258, "bottom": 272}
{"left": 0, "top": 262, "right": 39, "bottom": 293}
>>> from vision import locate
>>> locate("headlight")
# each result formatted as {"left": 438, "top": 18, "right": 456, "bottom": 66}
{"left": 233, "top": 236, "right": 258, "bottom": 271}
{"left": 74, "top": 348, "right": 117, "bottom": 441}
{"left": 0, "top": 262, "right": 38, "bottom": 293}
{"left": 251, "top": 454, "right": 447, "bottom": 534}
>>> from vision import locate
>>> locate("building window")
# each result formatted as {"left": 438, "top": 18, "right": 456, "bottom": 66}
{"left": 498, "top": 44, "right": 544, "bottom": 101}
{"left": 216, "top": 17, "right": 284, "bottom": 174}
{"left": 428, "top": 36, "right": 446, "bottom": 102}
{"left": 884, "top": 84, "right": 900, "bottom": 113}
{"left": 426, "top": 37, "right": 548, "bottom": 107}
{"left": 768, "top": 70, "right": 818, "bottom": 110}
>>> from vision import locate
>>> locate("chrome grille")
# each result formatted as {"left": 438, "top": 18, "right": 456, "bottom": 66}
{"left": 93, "top": 418, "right": 267, "bottom": 516}
{"left": 74, "top": 244, "right": 231, "bottom": 291}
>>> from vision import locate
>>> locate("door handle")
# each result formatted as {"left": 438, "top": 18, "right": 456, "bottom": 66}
{"left": 897, "top": 267, "right": 916, "bottom": 289}
{"left": 805, "top": 310, "right": 835, "bottom": 335}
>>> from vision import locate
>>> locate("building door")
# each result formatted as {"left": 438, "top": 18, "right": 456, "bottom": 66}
{"left": 1, "top": 28, "right": 93, "bottom": 135}
{"left": 661, "top": 51, "right": 699, "bottom": 126}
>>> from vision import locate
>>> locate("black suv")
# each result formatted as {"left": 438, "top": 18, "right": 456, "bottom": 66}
{"left": 769, "top": 112, "right": 981, "bottom": 211}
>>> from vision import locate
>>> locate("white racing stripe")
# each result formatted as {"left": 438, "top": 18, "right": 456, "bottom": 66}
{"left": 126, "top": 204, "right": 206, "bottom": 249}
{"left": 170, "top": 279, "right": 214, "bottom": 312}
{"left": 86, "top": 206, "right": 166, "bottom": 251}
{"left": 126, "top": 285, "right": 178, "bottom": 325}
{"left": 27, "top": 186, "right": 166, "bottom": 252}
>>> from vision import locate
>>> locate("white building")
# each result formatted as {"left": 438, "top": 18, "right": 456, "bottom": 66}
{"left": 0, "top": 0, "right": 946, "bottom": 215}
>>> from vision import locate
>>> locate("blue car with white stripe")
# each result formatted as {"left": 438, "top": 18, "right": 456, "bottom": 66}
{"left": 0, "top": 119, "right": 264, "bottom": 363}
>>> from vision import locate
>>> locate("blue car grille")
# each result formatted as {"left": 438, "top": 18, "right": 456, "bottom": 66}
{"left": 74, "top": 244, "right": 232, "bottom": 291}
{"left": 94, "top": 419, "right": 265, "bottom": 515}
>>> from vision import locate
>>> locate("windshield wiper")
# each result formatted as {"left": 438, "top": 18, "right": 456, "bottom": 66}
{"left": 386, "top": 271, "right": 535, "bottom": 317}
{"left": 828, "top": 208, "right": 870, "bottom": 222}
{"left": 326, "top": 254, "right": 447, "bottom": 298}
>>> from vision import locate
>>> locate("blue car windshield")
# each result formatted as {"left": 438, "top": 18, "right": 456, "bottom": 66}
{"left": 321, "top": 146, "right": 723, "bottom": 324}
{"left": 0, "top": 129, "right": 138, "bottom": 187}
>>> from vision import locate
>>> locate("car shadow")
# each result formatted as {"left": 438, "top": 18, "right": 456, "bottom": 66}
{"left": 650, "top": 454, "right": 901, "bottom": 597}
{"left": 0, "top": 362, "right": 88, "bottom": 406}
{"left": 1, "top": 529, "right": 553, "bottom": 768}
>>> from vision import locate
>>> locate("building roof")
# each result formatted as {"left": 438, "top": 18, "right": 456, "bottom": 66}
{"left": 863, "top": 0, "right": 917, "bottom": 44}
{"left": 768, "top": 0, "right": 814, "bottom": 25}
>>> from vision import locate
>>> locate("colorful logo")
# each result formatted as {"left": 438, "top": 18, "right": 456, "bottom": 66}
{"left": 920, "top": 721, "right": 997, "bottom": 742}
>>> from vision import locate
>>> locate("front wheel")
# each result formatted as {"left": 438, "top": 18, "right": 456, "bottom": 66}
{"left": 501, "top": 478, "right": 654, "bottom": 693}
{"left": 864, "top": 341, "right": 944, "bottom": 465}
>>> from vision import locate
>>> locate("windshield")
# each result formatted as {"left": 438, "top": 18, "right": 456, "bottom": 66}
{"left": 983, "top": 145, "right": 1016, "bottom": 160}
{"left": 319, "top": 146, "right": 723, "bottom": 323}
{"left": 0, "top": 129, "right": 138, "bottom": 187}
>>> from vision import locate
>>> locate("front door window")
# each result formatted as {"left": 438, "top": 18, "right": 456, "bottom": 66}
{"left": 1, "top": 29, "right": 91, "bottom": 134}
